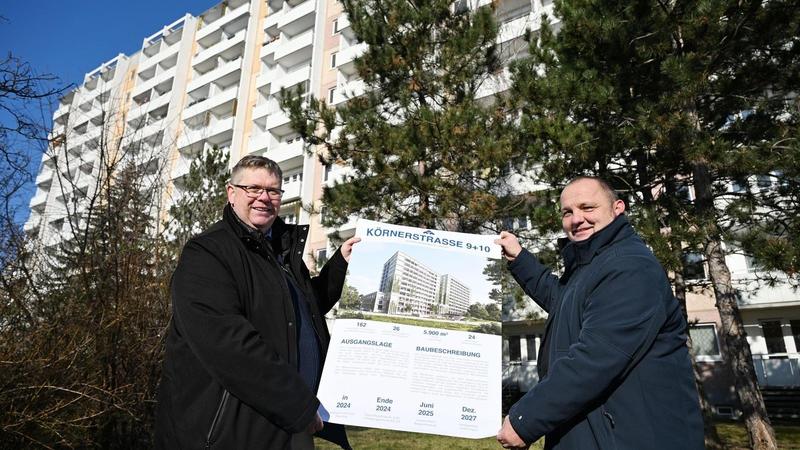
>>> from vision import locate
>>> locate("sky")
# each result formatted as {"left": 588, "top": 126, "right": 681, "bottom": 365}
{"left": 1, "top": 1, "right": 221, "bottom": 224}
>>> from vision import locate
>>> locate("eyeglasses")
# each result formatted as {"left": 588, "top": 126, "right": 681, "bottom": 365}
{"left": 232, "top": 184, "right": 285, "bottom": 198}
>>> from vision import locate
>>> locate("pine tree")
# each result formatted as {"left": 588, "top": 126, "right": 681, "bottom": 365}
{"left": 509, "top": 0, "right": 799, "bottom": 448}
{"left": 282, "top": 0, "right": 525, "bottom": 232}
{"left": 166, "top": 145, "right": 230, "bottom": 252}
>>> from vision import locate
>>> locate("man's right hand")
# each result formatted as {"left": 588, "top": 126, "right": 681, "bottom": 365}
{"left": 306, "top": 412, "right": 324, "bottom": 434}
{"left": 495, "top": 231, "right": 523, "bottom": 262}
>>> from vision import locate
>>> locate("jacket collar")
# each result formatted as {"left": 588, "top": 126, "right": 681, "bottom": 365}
{"left": 561, "top": 214, "right": 632, "bottom": 271}
{"left": 222, "top": 204, "right": 308, "bottom": 255}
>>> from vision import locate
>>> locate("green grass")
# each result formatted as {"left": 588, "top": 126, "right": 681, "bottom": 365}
{"left": 314, "top": 427, "right": 543, "bottom": 450}
{"left": 716, "top": 421, "right": 800, "bottom": 450}
{"left": 315, "top": 422, "right": 800, "bottom": 449}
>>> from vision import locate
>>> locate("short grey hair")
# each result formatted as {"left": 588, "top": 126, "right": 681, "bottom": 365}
{"left": 230, "top": 155, "right": 283, "bottom": 184}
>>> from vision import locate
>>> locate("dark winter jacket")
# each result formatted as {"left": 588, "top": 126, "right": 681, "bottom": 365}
{"left": 155, "top": 205, "right": 350, "bottom": 449}
{"left": 507, "top": 215, "right": 703, "bottom": 449}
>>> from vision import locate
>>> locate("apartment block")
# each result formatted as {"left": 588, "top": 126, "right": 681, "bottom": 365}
{"left": 377, "top": 251, "right": 472, "bottom": 317}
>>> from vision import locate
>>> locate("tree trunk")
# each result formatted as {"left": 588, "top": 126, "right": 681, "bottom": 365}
{"left": 693, "top": 163, "right": 777, "bottom": 450}
{"left": 672, "top": 262, "right": 726, "bottom": 450}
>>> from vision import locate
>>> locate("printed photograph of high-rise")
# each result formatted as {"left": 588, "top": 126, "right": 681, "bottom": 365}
{"left": 337, "top": 239, "right": 502, "bottom": 334}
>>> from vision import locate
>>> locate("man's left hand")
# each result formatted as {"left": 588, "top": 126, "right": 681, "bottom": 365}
{"left": 341, "top": 237, "right": 361, "bottom": 263}
{"left": 497, "top": 416, "right": 529, "bottom": 449}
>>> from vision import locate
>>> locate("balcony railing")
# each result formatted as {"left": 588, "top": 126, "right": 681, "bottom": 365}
{"left": 754, "top": 353, "right": 800, "bottom": 388}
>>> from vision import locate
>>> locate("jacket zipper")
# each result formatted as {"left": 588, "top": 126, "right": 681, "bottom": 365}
{"left": 205, "top": 390, "right": 230, "bottom": 449}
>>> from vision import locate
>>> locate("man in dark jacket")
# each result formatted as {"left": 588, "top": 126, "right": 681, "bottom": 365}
{"left": 495, "top": 176, "right": 703, "bottom": 449}
{"left": 155, "top": 155, "right": 359, "bottom": 449}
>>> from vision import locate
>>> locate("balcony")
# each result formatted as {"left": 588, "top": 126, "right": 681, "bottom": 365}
{"left": 497, "top": 14, "right": 529, "bottom": 45}
{"left": 249, "top": 131, "right": 271, "bottom": 154}
{"left": 331, "top": 78, "right": 365, "bottom": 106}
{"left": 197, "top": 2, "right": 251, "bottom": 41}
{"left": 135, "top": 91, "right": 172, "bottom": 121}
{"left": 23, "top": 214, "right": 41, "bottom": 233}
{"left": 754, "top": 353, "right": 800, "bottom": 388}
{"left": 266, "top": 138, "right": 304, "bottom": 164}
{"left": 334, "top": 14, "right": 355, "bottom": 40}
{"left": 737, "top": 279, "right": 800, "bottom": 309}
{"left": 170, "top": 153, "right": 193, "bottom": 180}
{"left": 261, "top": 35, "right": 281, "bottom": 62}
{"left": 476, "top": 66, "right": 512, "bottom": 100}
{"left": 139, "top": 39, "right": 181, "bottom": 74}
{"left": 495, "top": 0, "right": 532, "bottom": 20}
{"left": 502, "top": 361, "right": 539, "bottom": 395}
{"left": 187, "top": 57, "right": 243, "bottom": 94}
{"left": 266, "top": 108, "right": 293, "bottom": 137}
{"left": 274, "top": 29, "right": 313, "bottom": 67}
{"left": 252, "top": 100, "right": 271, "bottom": 120}
{"left": 132, "top": 68, "right": 174, "bottom": 99}
{"left": 36, "top": 168, "right": 54, "bottom": 185}
{"left": 138, "top": 118, "right": 166, "bottom": 141}
{"left": 264, "top": 8, "right": 282, "bottom": 31}
{"left": 183, "top": 86, "right": 238, "bottom": 120}
{"left": 178, "top": 116, "right": 235, "bottom": 149}
{"left": 53, "top": 102, "right": 72, "bottom": 122}
{"left": 335, "top": 41, "right": 367, "bottom": 76}
{"left": 194, "top": 29, "right": 247, "bottom": 66}
{"left": 274, "top": 64, "right": 311, "bottom": 93}
{"left": 278, "top": 0, "right": 315, "bottom": 37}
{"left": 256, "top": 67, "right": 273, "bottom": 90}
{"left": 282, "top": 176, "right": 302, "bottom": 201}
{"left": 30, "top": 186, "right": 51, "bottom": 209}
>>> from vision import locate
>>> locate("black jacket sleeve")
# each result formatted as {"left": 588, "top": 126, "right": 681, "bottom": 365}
{"left": 171, "top": 239, "right": 318, "bottom": 434}
{"left": 311, "top": 248, "right": 348, "bottom": 315}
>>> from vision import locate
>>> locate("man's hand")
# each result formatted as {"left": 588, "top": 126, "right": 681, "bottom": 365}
{"left": 340, "top": 237, "right": 361, "bottom": 263}
{"left": 497, "top": 415, "right": 529, "bottom": 449}
{"left": 495, "top": 231, "right": 523, "bottom": 262}
{"left": 306, "top": 412, "right": 324, "bottom": 434}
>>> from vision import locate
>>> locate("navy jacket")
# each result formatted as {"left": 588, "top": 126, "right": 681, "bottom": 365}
{"left": 155, "top": 205, "right": 351, "bottom": 449}
{"left": 508, "top": 215, "right": 703, "bottom": 449}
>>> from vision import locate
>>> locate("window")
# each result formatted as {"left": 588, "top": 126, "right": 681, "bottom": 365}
{"left": 525, "top": 335, "right": 537, "bottom": 361}
{"left": 330, "top": 52, "right": 337, "bottom": 69}
{"left": 332, "top": 18, "right": 340, "bottom": 35}
{"left": 730, "top": 179, "right": 748, "bottom": 193}
{"left": 323, "top": 163, "right": 332, "bottom": 181}
{"left": 756, "top": 175, "right": 773, "bottom": 189}
{"left": 682, "top": 252, "right": 706, "bottom": 280}
{"left": 761, "top": 320, "right": 786, "bottom": 354}
{"left": 791, "top": 320, "right": 800, "bottom": 352}
{"left": 676, "top": 183, "right": 694, "bottom": 202}
{"left": 328, "top": 87, "right": 336, "bottom": 104}
{"left": 316, "top": 248, "right": 328, "bottom": 268}
{"left": 689, "top": 324, "right": 720, "bottom": 358}
{"left": 508, "top": 336, "right": 521, "bottom": 362}
{"left": 744, "top": 254, "right": 760, "bottom": 273}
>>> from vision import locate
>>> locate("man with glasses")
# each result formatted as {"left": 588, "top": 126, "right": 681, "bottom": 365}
{"left": 156, "top": 155, "right": 359, "bottom": 449}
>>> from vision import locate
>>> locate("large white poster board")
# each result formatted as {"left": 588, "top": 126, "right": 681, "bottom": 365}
{"left": 318, "top": 219, "right": 502, "bottom": 438}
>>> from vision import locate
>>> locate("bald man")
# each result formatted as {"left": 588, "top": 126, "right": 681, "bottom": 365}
{"left": 495, "top": 176, "right": 703, "bottom": 450}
